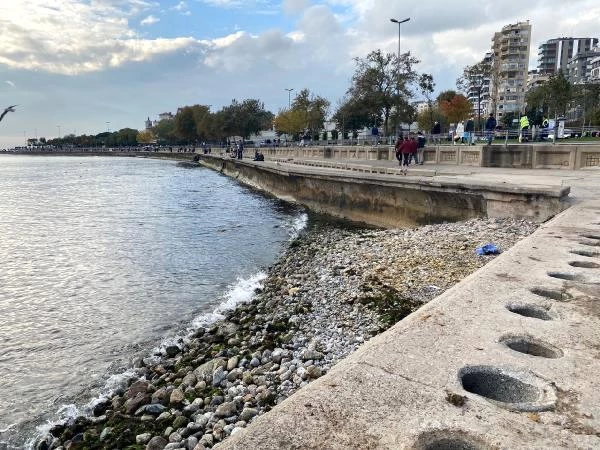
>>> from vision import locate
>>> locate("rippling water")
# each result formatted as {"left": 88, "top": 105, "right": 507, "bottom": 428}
{"left": 0, "top": 156, "right": 305, "bottom": 447}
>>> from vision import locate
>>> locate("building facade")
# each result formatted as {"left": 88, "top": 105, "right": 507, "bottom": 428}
{"left": 491, "top": 21, "right": 532, "bottom": 119}
{"left": 538, "top": 37, "right": 598, "bottom": 76}
{"left": 465, "top": 52, "right": 493, "bottom": 119}
{"left": 567, "top": 45, "right": 600, "bottom": 84}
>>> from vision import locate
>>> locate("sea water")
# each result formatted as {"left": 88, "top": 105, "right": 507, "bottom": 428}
{"left": 0, "top": 155, "right": 306, "bottom": 447}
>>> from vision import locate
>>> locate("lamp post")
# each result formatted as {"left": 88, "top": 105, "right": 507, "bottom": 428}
{"left": 390, "top": 17, "right": 410, "bottom": 137}
{"left": 106, "top": 121, "right": 110, "bottom": 132}
{"left": 284, "top": 88, "right": 294, "bottom": 108}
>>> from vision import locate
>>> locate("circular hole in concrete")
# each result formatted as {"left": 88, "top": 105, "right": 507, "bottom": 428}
{"left": 530, "top": 287, "right": 572, "bottom": 302}
{"left": 582, "top": 234, "right": 600, "bottom": 240}
{"left": 458, "top": 365, "right": 556, "bottom": 411}
{"left": 570, "top": 249, "right": 600, "bottom": 258}
{"left": 547, "top": 271, "right": 579, "bottom": 281}
{"left": 568, "top": 260, "right": 600, "bottom": 269}
{"left": 413, "top": 430, "right": 491, "bottom": 450}
{"left": 500, "top": 335, "right": 563, "bottom": 358}
{"left": 506, "top": 303, "right": 554, "bottom": 321}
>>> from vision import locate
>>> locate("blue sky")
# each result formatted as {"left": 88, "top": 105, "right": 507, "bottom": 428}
{"left": 1, "top": 0, "right": 599, "bottom": 148}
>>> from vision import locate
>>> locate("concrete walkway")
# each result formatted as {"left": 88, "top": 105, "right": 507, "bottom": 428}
{"left": 214, "top": 157, "right": 600, "bottom": 449}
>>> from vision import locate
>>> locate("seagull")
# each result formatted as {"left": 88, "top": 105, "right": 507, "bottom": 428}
{"left": 0, "top": 105, "right": 17, "bottom": 123}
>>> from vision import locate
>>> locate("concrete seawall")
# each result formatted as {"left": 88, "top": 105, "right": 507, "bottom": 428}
{"left": 198, "top": 155, "right": 569, "bottom": 228}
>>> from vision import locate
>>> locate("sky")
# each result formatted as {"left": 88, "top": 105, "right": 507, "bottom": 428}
{"left": 0, "top": 0, "right": 599, "bottom": 148}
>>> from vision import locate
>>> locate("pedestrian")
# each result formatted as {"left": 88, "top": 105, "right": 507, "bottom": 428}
{"left": 409, "top": 135, "right": 418, "bottom": 165}
{"left": 237, "top": 141, "right": 244, "bottom": 159}
{"left": 464, "top": 117, "right": 475, "bottom": 145}
{"left": 485, "top": 113, "right": 497, "bottom": 145}
{"left": 519, "top": 114, "right": 530, "bottom": 142}
{"left": 454, "top": 121, "right": 464, "bottom": 145}
{"left": 417, "top": 131, "right": 426, "bottom": 164}
{"left": 394, "top": 137, "right": 402, "bottom": 166}
{"left": 431, "top": 121, "right": 441, "bottom": 144}
{"left": 400, "top": 136, "right": 411, "bottom": 174}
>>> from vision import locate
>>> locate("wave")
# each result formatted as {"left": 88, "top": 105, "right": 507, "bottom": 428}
{"left": 27, "top": 271, "right": 268, "bottom": 449}
{"left": 287, "top": 212, "right": 308, "bottom": 240}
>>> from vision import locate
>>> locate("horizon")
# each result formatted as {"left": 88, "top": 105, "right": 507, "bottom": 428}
{"left": 1, "top": 0, "right": 598, "bottom": 149}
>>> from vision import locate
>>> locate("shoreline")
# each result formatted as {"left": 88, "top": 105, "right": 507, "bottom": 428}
{"left": 35, "top": 217, "right": 538, "bottom": 450}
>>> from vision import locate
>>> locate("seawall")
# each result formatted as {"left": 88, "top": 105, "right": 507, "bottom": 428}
{"left": 197, "top": 155, "right": 569, "bottom": 228}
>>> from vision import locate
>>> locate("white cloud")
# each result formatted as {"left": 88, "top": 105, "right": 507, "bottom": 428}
{"left": 140, "top": 14, "right": 160, "bottom": 25}
{"left": 5, "top": 80, "right": 15, "bottom": 87}
{"left": 173, "top": 1, "right": 187, "bottom": 10}
{"left": 283, "top": 0, "right": 310, "bottom": 15}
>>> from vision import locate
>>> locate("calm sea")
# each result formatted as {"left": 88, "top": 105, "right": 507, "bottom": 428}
{"left": 0, "top": 155, "right": 306, "bottom": 448}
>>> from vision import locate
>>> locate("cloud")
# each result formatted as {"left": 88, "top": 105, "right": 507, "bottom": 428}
{"left": 173, "top": 1, "right": 187, "bottom": 10}
{"left": 140, "top": 14, "right": 160, "bottom": 25}
{"left": 283, "top": 0, "right": 310, "bottom": 15}
{"left": 5, "top": 80, "right": 15, "bottom": 87}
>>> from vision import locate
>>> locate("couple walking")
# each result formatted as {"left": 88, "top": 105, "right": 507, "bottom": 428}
{"left": 395, "top": 133, "right": 425, "bottom": 174}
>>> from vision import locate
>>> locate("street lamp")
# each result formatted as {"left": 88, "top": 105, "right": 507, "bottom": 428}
{"left": 390, "top": 17, "right": 410, "bottom": 137}
{"left": 284, "top": 88, "right": 294, "bottom": 108}
{"left": 106, "top": 121, "right": 110, "bottom": 132}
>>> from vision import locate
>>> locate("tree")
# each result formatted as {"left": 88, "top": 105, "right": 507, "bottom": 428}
{"left": 546, "top": 71, "right": 572, "bottom": 117}
{"left": 292, "top": 89, "right": 330, "bottom": 137}
{"left": 175, "top": 106, "right": 198, "bottom": 143}
{"left": 456, "top": 59, "right": 492, "bottom": 131}
{"left": 439, "top": 94, "right": 473, "bottom": 125}
{"left": 137, "top": 130, "right": 155, "bottom": 144}
{"left": 417, "top": 106, "right": 445, "bottom": 134}
{"left": 347, "top": 49, "right": 419, "bottom": 136}
{"left": 153, "top": 119, "right": 176, "bottom": 144}
{"left": 273, "top": 108, "right": 307, "bottom": 139}
{"left": 331, "top": 97, "right": 374, "bottom": 138}
{"left": 418, "top": 73, "right": 435, "bottom": 130}
{"left": 219, "top": 99, "right": 273, "bottom": 139}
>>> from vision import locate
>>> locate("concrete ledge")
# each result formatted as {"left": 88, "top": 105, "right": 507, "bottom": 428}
{"left": 199, "top": 155, "right": 569, "bottom": 227}
{"left": 217, "top": 200, "right": 600, "bottom": 449}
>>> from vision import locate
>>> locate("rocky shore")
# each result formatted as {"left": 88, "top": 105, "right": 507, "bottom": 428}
{"left": 36, "top": 217, "right": 538, "bottom": 450}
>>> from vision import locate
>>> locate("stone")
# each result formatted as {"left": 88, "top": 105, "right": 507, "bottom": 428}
{"left": 239, "top": 407, "right": 258, "bottom": 422}
{"left": 250, "top": 357, "right": 260, "bottom": 367}
{"left": 124, "top": 392, "right": 151, "bottom": 415}
{"left": 212, "top": 366, "right": 227, "bottom": 386}
{"left": 136, "top": 403, "right": 167, "bottom": 416}
{"left": 170, "top": 389, "right": 185, "bottom": 406}
{"left": 193, "top": 358, "right": 226, "bottom": 383}
{"left": 145, "top": 436, "right": 168, "bottom": 450}
{"left": 99, "top": 427, "right": 113, "bottom": 442}
{"left": 124, "top": 380, "right": 150, "bottom": 400}
{"left": 172, "top": 415, "right": 190, "bottom": 429}
{"left": 215, "top": 401, "right": 238, "bottom": 418}
{"left": 301, "top": 349, "right": 324, "bottom": 361}
{"left": 306, "top": 365, "right": 322, "bottom": 379}
{"left": 165, "top": 345, "right": 180, "bottom": 357}
{"left": 136, "top": 433, "right": 152, "bottom": 444}
{"left": 168, "top": 431, "right": 183, "bottom": 443}
{"left": 181, "top": 373, "right": 197, "bottom": 388}
{"left": 227, "top": 356, "right": 239, "bottom": 371}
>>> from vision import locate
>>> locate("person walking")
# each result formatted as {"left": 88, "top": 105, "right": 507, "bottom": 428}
{"left": 431, "top": 121, "right": 441, "bottom": 144}
{"left": 400, "top": 136, "right": 411, "bottom": 174}
{"left": 454, "top": 121, "right": 464, "bottom": 145}
{"left": 409, "top": 135, "right": 419, "bottom": 165}
{"left": 417, "top": 131, "right": 426, "bottom": 164}
{"left": 394, "top": 137, "right": 403, "bottom": 166}
{"left": 464, "top": 117, "right": 475, "bottom": 145}
{"left": 519, "top": 114, "right": 530, "bottom": 142}
{"left": 237, "top": 140, "right": 244, "bottom": 159}
{"left": 485, "top": 113, "right": 497, "bottom": 145}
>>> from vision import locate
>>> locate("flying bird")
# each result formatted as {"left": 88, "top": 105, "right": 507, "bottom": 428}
{"left": 0, "top": 105, "right": 17, "bottom": 123}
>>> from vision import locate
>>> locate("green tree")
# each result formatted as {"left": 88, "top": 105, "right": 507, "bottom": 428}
{"left": 347, "top": 49, "right": 419, "bottom": 136}
{"left": 331, "top": 97, "right": 375, "bottom": 137}
{"left": 175, "top": 106, "right": 198, "bottom": 143}
{"left": 292, "top": 89, "right": 330, "bottom": 137}
{"left": 153, "top": 119, "right": 177, "bottom": 144}
{"left": 546, "top": 71, "right": 572, "bottom": 117}
{"left": 418, "top": 73, "right": 436, "bottom": 130}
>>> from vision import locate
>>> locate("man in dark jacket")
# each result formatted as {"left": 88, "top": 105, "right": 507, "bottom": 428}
{"left": 431, "top": 121, "right": 441, "bottom": 144}
{"left": 485, "top": 113, "right": 497, "bottom": 145}
{"left": 464, "top": 117, "right": 475, "bottom": 145}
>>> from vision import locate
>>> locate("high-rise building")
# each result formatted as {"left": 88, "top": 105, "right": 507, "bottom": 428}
{"left": 568, "top": 44, "right": 600, "bottom": 84}
{"left": 538, "top": 37, "right": 598, "bottom": 76}
{"left": 465, "top": 52, "right": 493, "bottom": 119}
{"left": 491, "top": 21, "right": 532, "bottom": 119}
{"left": 590, "top": 52, "right": 600, "bottom": 84}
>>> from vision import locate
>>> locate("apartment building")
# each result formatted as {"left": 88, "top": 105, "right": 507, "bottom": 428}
{"left": 465, "top": 52, "right": 493, "bottom": 119}
{"left": 568, "top": 45, "right": 600, "bottom": 84}
{"left": 491, "top": 21, "right": 532, "bottom": 119}
{"left": 538, "top": 37, "right": 598, "bottom": 76}
{"left": 590, "top": 53, "right": 600, "bottom": 83}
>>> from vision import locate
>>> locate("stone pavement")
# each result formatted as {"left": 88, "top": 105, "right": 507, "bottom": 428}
{"left": 214, "top": 157, "right": 600, "bottom": 449}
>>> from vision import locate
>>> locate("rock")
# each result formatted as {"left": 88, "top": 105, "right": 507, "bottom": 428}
{"left": 136, "top": 403, "right": 167, "bottom": 416}
{"left": 186, "top": 436, "right": 199, "bottom": 450}
{"left": 306, "top": 365, "right": 322, "bottom": 379}
{"left": 239, "top": 407, "right": 258, "bottom": 422}
{"left": 165, "top": 345, "right": 180, "bottom": 357}
{"left": 136, "top": 433, "right": 153, "bottom": 444}
{"left": 193, "top": 358, "right": 226, "bottom": 383}
{"left": 99, "top": 427, "right": 113, "bottom": 442}
{"left": 212, "top": 366, "right": 227, "bottom": 386}
{"left": 215, "top": 401, "right": 238, "bottom": 418}
{"left": 168, "top": 431, "right": 183, "bottom": 443}
{"left": 169, "top": 389, "right": 185, "bottom": 406}
{"left": 181, "top": 372, "right": 197, "bottom": 388}
{"left": 301, "top": 349, "right": 324, "bottom": 361}
{"left": 124, "top": 392, "right": 151, "bottom": 415}
{"left": 146, "top": 436, "right": 168, "bottom": 450}
{"left": 227, "top": 368, "right": 242, "bottom": 382}
{"left": 227, "top": 356, "right": 239, "bottom": 371}
{"left": 250, "top": 357, "right": 260, "bottom": 367}
{"left": 172, "top": 415, "right": 190, "bottom": 429}
{"left": 151, "top": 387, "right": 170, "bottom": 405}
{"left": 124, "top": 380, "right": 150, "bottom": 400}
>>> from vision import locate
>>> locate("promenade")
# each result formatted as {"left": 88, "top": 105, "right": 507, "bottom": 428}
{"left": 211, "top": 155, "right": 600, "bottom": 449}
